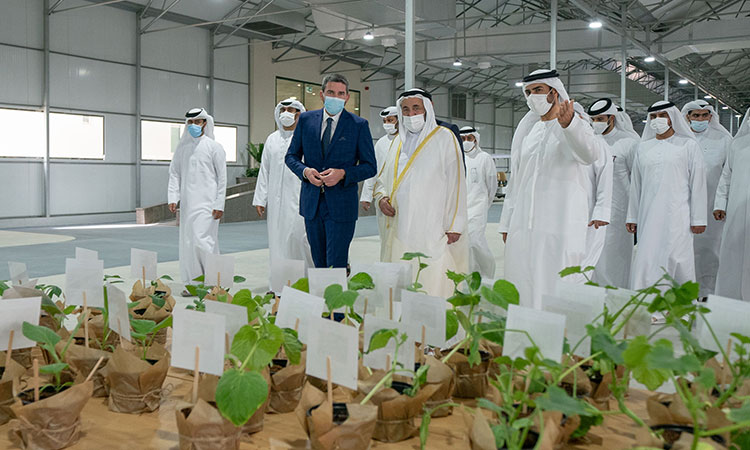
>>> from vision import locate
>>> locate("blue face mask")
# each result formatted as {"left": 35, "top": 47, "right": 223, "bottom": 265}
{"left": 690, "top": 120, "right": 709, "bottom": 132}
{"left": 187, "top": 123, "right": 203, "bottom": 138}
{"left": 324, "top": 96, "right": 346, "bottom": 116}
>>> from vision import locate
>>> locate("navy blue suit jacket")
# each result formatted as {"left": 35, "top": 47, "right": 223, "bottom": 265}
{"left": 285, "top": 109, "right": 377, "bottom": 222}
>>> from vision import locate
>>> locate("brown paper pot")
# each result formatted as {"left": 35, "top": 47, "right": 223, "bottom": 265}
{"left": 647, "top": 393, "right": 731, "bottom": 446}
{"left": 175, "top": 399, "right": 242, "bottom": 450}
{"left": 295, "top": 383, "right": 377, "bottom": 450}
{"left": 422, "top": 356, "right": 455, "bottom": 418}
{"left": 240, "top": 367, "right": 271, "bottom": 439}
{"left": 0, "top": 348, "right": 34, "bottom": 370}
{"left": 0, "top": 358, "right": 28, "bottom": 426}
{"left": 72, "top": 314, "right": 119, "bottom": 351}
{"left": 129, "top": 280, "right": 175, "bottom": 345}
{"left": 56, "top": 342, "right": 111, "bottom": 398}
{"left": 269, "top": 359, "right": 306, "bottom": 414}
{"left": 357, "top": 373, "right": 440, "bottom": 443}
{"left": 205, "top": 286, "right": 233, "bottom": 303}
{"left": 443, "top": 348, "right": 490, "bottom": 399}
{"left": 10, "top": 381, "right": 93, "bottom": 450}
{"left": 105, "top": 346, "right": 170, "bottom": 413}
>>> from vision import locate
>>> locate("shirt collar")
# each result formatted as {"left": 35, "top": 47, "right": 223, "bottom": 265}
{"left": 324, "top": 109, "right": 342, "bottom": 122}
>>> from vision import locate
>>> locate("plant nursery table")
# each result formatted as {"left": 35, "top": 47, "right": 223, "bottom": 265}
{"left": 0, "top": 369, "right": 651, "bottom": 449}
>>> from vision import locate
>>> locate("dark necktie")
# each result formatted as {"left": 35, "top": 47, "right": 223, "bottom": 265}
{"left": 321, "top": 117, "right": 333, "bottom": 157}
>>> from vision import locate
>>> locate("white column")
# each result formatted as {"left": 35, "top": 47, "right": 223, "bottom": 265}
{"left": 550, "top": 0, "right": 557, "bottom": 70}
{"left": 404, "top": 0, "right": 415, "bottom": 89}
{"left": 620, "top": 3, "right": 626, "bottom": 109}
{"left": 664, "top": 65, "right": 669, "bottom": 101}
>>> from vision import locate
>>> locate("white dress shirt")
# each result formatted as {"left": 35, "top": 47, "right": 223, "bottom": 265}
{"left": 321, "top": 109, "right": 342, "bottom": 140}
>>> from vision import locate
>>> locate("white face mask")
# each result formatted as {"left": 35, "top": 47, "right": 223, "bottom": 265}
{"left": 279, "top": 111, "right": 296, "bottom": 127}
{"left": 462, "top": 140, "right": 475, "bottom": 152}
{"left": 382, "top": 122, "right": 397, "bottom": 135}
{"left": 592, "top": 121, "right": 609, "bottom": 135}
{"left": 403, "top": 114, "right": 425, "bottom": 133}
{"left": 526, "top": 93, "right": 554, "bottom": 116}
{"left": 649, "top": 117, "right": 671, "bottom": 135}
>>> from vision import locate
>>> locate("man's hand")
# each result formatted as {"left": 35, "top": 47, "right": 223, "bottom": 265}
{"left": 320, "top": 168, "right": 345, "bottom": 187}
{"left": 588, "top": 220, "right": 609, "bottom": 229}
{"left": 501, "top": 232, "right": 507, "bottom": 243}
{"left": 212, "top": 210, "right": 224, "bottom": 220}
{"left": 626, "top": 223, "right": 637, "bottom": 234}
{"left": 304, "top": 168, "right": 324, "bottom": 187}
{"left": 558, "top": 100, "right": 576, "bottom": 128}
{"left": 446, "top": 232, "right": 461, "bottom": 244}
{"left": 379, "top": 197, "right": 396, "bottom": 217}
{"left": 169, "top": 203, "right": 177, "bottom": 214}
{"left": 713, "top": 210, "right": 726, "bottom": 221}
{"left": 255, "top": 205, "right": 265, "bottom": 218}
{"left": 691, "top": 225, "right": 706, "bottom": 234}
{"left": 360, "top": 201, "right": 371, "bottom": 211}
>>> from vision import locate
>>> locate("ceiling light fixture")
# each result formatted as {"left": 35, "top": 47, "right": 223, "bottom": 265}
{"left": 515, "top": 81, "right": 523, "bottom": 87}
{"left": 704, "top": 95, "right": 712, "bottom": 99}
{"left": 678, "top": 79, "right": 689, "bottom": 85}
{"left": 589, "top": 20, "right": 602, "bottom": 29}
{"left": 363, "top": 31, "right": 374, "bottom": 40}
{"left": 453, "top": 58, "right": 463, "bottom": 67}
{"left": 644, "top": 56, "right": 655, "bottom": 63}
{"left": 722, "top": 106, "right": 729, "bottom": 110}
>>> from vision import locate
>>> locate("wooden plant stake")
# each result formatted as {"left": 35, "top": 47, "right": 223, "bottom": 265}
{"left": 117, "top": 318, "right": 125, "bottom": 347}
{"left": 326, "top": 356, "right": 333, "bottom": 406}
{"left": 142, "top": 266, "right": 146, "bottom": 289}
{"left": 723, "top": 339, "right": 733, "bottom": 385}
{"left": 421, "top": 325, "right": 426, "bottom": 351}
{"left": 389, "top": 288, "right": 394, "bottom": 320}
{"left": 85, "top": 356, "right": 105, "bottom": 382}
{"left": 5, "top": 330, "right": 14, "bottom": 369}
{"left": 225, "top": 333, "right": 230, "bottom": 354}
{"left": 217, "top": 272, "right": 221, "bottom": 290}
{"left": 33, "top": 359, "right": 40, "bottom": 402}
{"left": 294, "top": 318, "right": 300, "bottom": 333}
{"left": 363, "top": 298, "right": 368, "bottom": 317}
{"left": 386, "top": 354, "right": 391, "bottom": 372}
{"left": 83, "top": 292, "right": 90, "bottom": 349}
{"left": 192, "top": 346, "right": 200, "bottom": 404}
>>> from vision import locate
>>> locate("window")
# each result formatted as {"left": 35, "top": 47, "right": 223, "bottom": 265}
{"left": 0, "top": 108, "right": 45, "bottom": 158}
{"left": 141, "top": 120, "right": 237, "bottom": 162}
{"left": 50, "top": 113, "right": 104, "bottom": 159}
{"left": 451, "top": 92, "right": 467, "bottom": 119}
{"left": 275, "top": 77, "right": 361, "bottom": 116}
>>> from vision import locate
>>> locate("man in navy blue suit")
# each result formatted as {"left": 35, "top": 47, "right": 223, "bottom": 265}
{"left": 285, "top": 74, "right": 377, "bottom": 268}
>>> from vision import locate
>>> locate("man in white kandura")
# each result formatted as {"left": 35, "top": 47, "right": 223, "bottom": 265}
{"left": 459, "top": 126, "right": 498, "bottom": 280}
{"left": 374, "top": 88, "right": 467, "bottom": 297}
{"left": 588, "top": 99, "right": 640, "bottom": 288}
{"left": 360, "top": 106, "right": 399, "bottom": 261}
{"left": 498, "top": 69, "right": 604, "bottom": 309}
{"left": 626, "top": 101, "right": 707, "bottom": 295}
{"left": 252, "top": 98, "right": 313, "bottom": 289}
{"left": 573, "top": 103, "right": 613, "bottom": 274}
{"left": 713, "top": 108, "right": 750, "bottom": 301}
{"left": 168, "top": 108, "right": 227, "bottom": 292}
{"left": 681, "top": 100, "right": 732, "bottom": 298}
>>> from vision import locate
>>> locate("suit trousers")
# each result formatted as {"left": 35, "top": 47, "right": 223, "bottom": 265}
{"left": 304, "top": 192, "right": 356, "bottom": 268}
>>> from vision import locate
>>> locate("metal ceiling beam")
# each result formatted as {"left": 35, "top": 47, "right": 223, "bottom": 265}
{"left": 52, "top": 0, "right": 129, "bottom": 14}
{"left": 140, "top": 0, "right": 183, "bottom": 33}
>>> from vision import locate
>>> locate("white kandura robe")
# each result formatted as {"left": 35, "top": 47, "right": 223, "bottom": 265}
{"left": 714, "top": 134, "right": 750, "bottom": 301}
{"left": 627, "top": 135, "right": 707, "bottom": 290}
{"left": 582, "top": 141, "right": 613, "bottom": 270}
{"left": 464, "top": 146, "right": 498, "bottom": 280}
{"left": 168, "top": 135, "right": 227, "bottom": 283}
{"left": 252, "top": 128, "right": 313, "bottom": 288}
{"left": 375, "top": 126, "right": 468, "bottom": 298}
{"left": 360, "top": 133, "right": 399, "bottom": 261}
{"left": 593, "top": 129, "right": 638, "bottom": 288}
{"left": 499, "top": 117, "right": 604, "bottom": 309}
{"left": 692, "top": 127, "right": 731, "bottom": 296}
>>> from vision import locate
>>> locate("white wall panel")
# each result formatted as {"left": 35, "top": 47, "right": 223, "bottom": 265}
{"left": 235, "top": 126, "right": 249, "bottom": 166}
{"left": 50, "top": 4, "right": 135, "bottom": 64}
{"left": 0, "top": 162, "right": 44, "bottom": 218}
{"left": 368, "top": 78, "right": 396, "bottom": 108}
{"left": 141, "top": 68, "right": 209, "bottom": 118}
{"left": 0, "top": 0, "right": 43, "bottom": 49}
{"left": 50, "top": 164, "right": 135, "bottom": 215}
{"left": 213, "top": 80, "right": 248, "bottom": 124}
{"left": 368, "top": 106, "right": 387, "bottom": 141}
{"left": 431, "top": 87, "right": 450, "bottom": 118}
{"left": 475, "top": 102, "right": 493, "bottom": 122}
{"left": 494, "top": 126, "right": 513, "bottom": 151}
{"left": 103, "top": 114, "right": 136, "bottom": 164}
{"left": 214, "top": 37, "right": 248, "bottom": 83}
{"left": 140, "top": 165, "right": 170, "bottom": 208}
{"left": 141, "top": 20, "right": 209, "bottom": 77}
{"left": 50, "top": 54, "right": 135, "bottom": 113}
{"left": 0, "top": 46, "right": 44, "bottom": 106}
